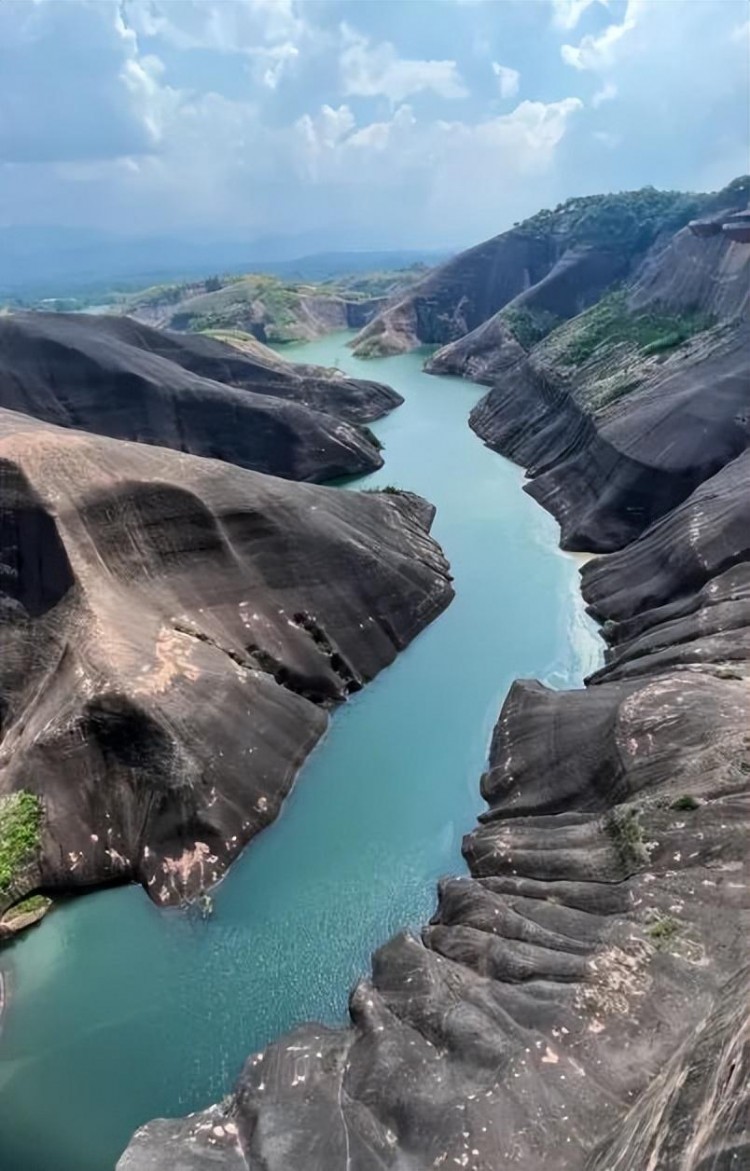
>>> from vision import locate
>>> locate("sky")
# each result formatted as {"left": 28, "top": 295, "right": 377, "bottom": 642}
{"left": 0, "top": 0, "right": 748, "bottom": 250}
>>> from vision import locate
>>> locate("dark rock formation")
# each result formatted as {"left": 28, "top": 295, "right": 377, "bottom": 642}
{"left": 585, "top": 964, "right": 750, "bottom": 1170}
{"left": 352, "top": 181, "right": 750, "bottom": 358}
{"left": 119, "top": 436, "right": 750, "bottom": 1168}
{"left": 723, "top": 210, "right": 750, "bottom": 244}
{"left": 468, "top": 317, "right": 750, "bottom": 552}
{"left": 463, "top": 208, "right": 750, "bottom": 552}
{"left": 0, "top": 312, "right": 402, "bottom": 482}
{"left": 119, "top": 182, "right": 750, "bottom": 1169}
{"left": 0, "top": 408, "right": 453, "bottom": 911}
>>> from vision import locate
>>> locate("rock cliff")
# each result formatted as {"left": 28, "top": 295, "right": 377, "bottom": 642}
{"left": 119, "top": 188, "right": 750, "bottom": 1171}
{"left": 0, "top": 408, "right": 453, "bottom": 911}
{"left": 0, "top": 312, "right": 401, "bottom": 482}
{"left": 351, "top": 180, "right": 749, "bottom": 358}
{"left": 441, "top": 190, "right": 750, "bottom": 552}
{"left": 125, "top": 269, "right": 419, "bottom": 344}
{"left": 119, "top": 438, "right": 750, "bottom": 1171}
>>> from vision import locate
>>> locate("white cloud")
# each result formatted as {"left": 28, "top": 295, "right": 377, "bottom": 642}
{"left": 0, "top": 0, "right": 166, "bottom": 163}
{"left": 123, "top": 0, "right": 305, "bottom": 54}
{"left": 256, "top": 41, "right": 300, "bottom": 89}
{"left": 551, "top": 0, "right": 608, "bottom": 30}
{"left": 2, "top": 0, "right": 746, "bottom": 252}
{"left": 593, "top": 129, "right": 620, "bottom": 148}
{"left": 591, "top": 80, "right": 617, "bottom": 106}
{"left": 730, "top": 18, "right": 750, "bottom": 42}
{"left": 124, "top": 0, "right": 305, "bottom": 89}
{"left": 492, "top": 62, "right": 520, "bottom": 99}
{"left": 561, "top": 0, "right": 643, "bottom": 70}
{"left": 296, "top": 104, "right": 356, "bottom": 155}
{"left": 339, "top": 26, "right": 468, "bottom": 103}
{"left": 295, "top": 96, "right": 581, "bottom": 185}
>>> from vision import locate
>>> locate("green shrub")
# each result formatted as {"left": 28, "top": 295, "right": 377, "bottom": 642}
{"left": 501, "top": 305, "right": 560, "bottom": 350}
{"left": 4, "top": 893, "right": 51, "bottom": 922}
{"left": 607, "top": 805, "right": 650, "bottom": 871}
{"left": 518, "top": 187, "right": 712, "bottom": 255}
{"left": 556, "top": 290, "right": 715, "bottom": 367}
{"left": 670, "top": 795, "right": 701, "bottom": 811}
{"left": 646, "top": 913, "right": 681, "bottom": 949}
{"left": 0, "top": 792, "right": 42, "bottom": 892}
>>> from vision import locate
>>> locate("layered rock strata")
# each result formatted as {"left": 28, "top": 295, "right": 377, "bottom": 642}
{"left": 351, "top": 179, "right": 749, "bottom": 358}
{"left": 0, "top": 408, "right": 452, "bottom": 911}
{"left": 0, "top": 312, "right": 401, "bottom": 482}
{"left": 119, "top": 408, "right": 750, "bottom": 1170}
{"left": 455, "top": 218, "right": 750, "bottom": 552}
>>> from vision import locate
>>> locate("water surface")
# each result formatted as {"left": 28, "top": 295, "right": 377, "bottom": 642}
{"left": 0, "top": 335, "right": 600, "bottom": 1171}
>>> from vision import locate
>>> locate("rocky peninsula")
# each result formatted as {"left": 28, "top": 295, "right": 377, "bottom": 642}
{"left": 0, "top": 312, "right": 401, "bottom": 483}
{"left": 120, "top": 183, "right": 750, "bottom": 1169}
{"left": 0, "top": 324, "right": 454, "bottom": 916}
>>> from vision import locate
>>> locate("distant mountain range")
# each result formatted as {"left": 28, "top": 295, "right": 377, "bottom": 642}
{"left": 0, "top": 224, "right": 449, "bottom": 299}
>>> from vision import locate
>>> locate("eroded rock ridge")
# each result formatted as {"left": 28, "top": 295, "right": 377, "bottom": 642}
{"left": 0, "top": 408, "right": 453, "bottom": 911}
{"left": 119, "top": 188, "right": 750, "bottom": 1169}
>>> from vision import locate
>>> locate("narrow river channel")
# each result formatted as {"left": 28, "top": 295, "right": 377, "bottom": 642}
{"left": 0, "top": 335, "right": 601, "bottom": 1171}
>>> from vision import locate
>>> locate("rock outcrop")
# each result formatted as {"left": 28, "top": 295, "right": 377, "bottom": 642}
{"left": 351, "top": 180, "right": 749, "bottom": 358}
{"left": 119, "top": 439, "right": 750, "bottom": 1171}
{"left": 469, "top": 315, "right": 750, "bottom": 551}
{"left": 120, "top": 184, "right": 750, "bottom": 1171}
{"left": 131, "top": 274, "right": 386, "bottom": 343}
{"left": 0, "top": 408, "right": 453, "bottom": 911}
{"left": 457, "top": 197, "right": 750, "bottom": 552}
{"left": 0, "top": 312, "right": 401, "bottom": 482}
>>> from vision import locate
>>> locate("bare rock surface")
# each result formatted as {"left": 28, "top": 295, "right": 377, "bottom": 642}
{"left": 118, "top": 337, "right": 750, "bottom": 1170}
{"left": 0, "top": 408, "right": 452, "bottom": 911}
{"left": 352, "top": 181, "right": 749, "bottom": 359}
{"left": 0, "top": 312, "right": 401, "bottom": 481}
{"left": 467, "top": 227, "right": 750, "bottom": 552}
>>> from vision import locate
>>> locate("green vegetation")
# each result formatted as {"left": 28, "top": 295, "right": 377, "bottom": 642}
{"left": 352, "top": 335, "right": 391, "bottom": 359}
{"left": 555, "top": 290, "right": 714, "bottom": 367}
{"left": 518, "top": 187, "right": 710, "bottom": 254}
{"left": 0, "top": 792, "right": 42, "bottom": 892}
{"left": 607, "top": 805, "right": 650, "bottom": 871}
{"left": 170, "top": 274, "right": 300, "bottom": 337}
{"left": 670, "top": 794, "right": 701, "bottom": 811}
{"left": 501, "top": 305, "right": 560, "bottom": 350}
{"left": 318, "top": 263, "right": 428, "bottom": 301}
{"left": 362, "top": 484, "right": 400, "bottom": 494}
{"left": 3, "top": 893, "right": 51, "bottom": 922}
{"left": 646, "top": 913, "right": 681, "bottom": 949}
{"left": 118, "top": 264, "right": 427, "bottom": 342}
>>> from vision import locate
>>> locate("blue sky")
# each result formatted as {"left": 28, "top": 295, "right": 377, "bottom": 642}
{"left": 1, "top": 0, "right": 748, "bottom": 248}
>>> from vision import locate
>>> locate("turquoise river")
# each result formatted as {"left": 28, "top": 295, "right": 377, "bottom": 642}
{"left": 0, "top": 334, "right": 601, "bottom": 1171}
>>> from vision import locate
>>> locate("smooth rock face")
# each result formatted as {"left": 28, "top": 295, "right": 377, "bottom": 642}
{"left": 0, "top": 312, "right": 402, "bottom": 482}
{"left": 351, "top": 182, "right": 750, "bottom": 359}
{"left": 0, "top": 408, "right": 453, "bottom": 909}
{"left": 120, "top": 206, "right": 745, "bottom": 1166}
{"left": 585, "top": 964, "right": 750, "bottom": 1171}
{"left": 467, "top": 231, "right": 750, "bottom": 552}
{"left": 119, "top": 398, "right": 750, "bottom": 1166}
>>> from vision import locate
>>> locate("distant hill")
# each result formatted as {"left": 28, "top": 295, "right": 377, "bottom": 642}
{"left": 0, "top": 224, "right": 448, "bottom": 300}
{"left": 117, "top": 264, "right": 431, "bottom": 344}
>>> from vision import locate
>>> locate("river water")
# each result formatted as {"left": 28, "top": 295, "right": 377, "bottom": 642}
{"left": 0, "top": 335, "right": 600, "bottom": 1171}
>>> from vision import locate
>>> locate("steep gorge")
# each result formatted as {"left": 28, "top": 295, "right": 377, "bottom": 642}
{"left": 120, "top": 185, "right": 750, "bottom": 1170}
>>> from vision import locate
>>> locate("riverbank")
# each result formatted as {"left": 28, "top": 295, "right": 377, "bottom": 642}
{"left": 0, "top": 334, "right": 598, "bottom": 1171}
